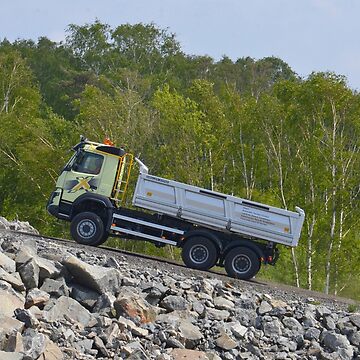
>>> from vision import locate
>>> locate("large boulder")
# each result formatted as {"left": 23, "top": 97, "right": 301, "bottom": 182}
{"left": 25, "top": 288, "right": 50, "bottom": 308}
{"left": 22, "top": 330, "right": 60, "bottom": 359}
{"left": 0, "top": 217, "right": 10, "bottom": 229}
{"left": 93, "top": 336, "right": 109, "bottom": 357}
{"left": 40, "top": 278, "right": 69, "bottom": 298}
{"left": 178, "top": 320, "right": 203, "bottom": 348}
{"left": 258, "top": 300, "right": 272, "bottom": 315}
{"left": 16, "top": 245, "right": 62, "bottom": 284}
{"left": 40, "top": 338, "right": 64, "bottom": 360}
{"left": 213, "top": 296, "right": 234, "bottom": 311}
{"left": 215, "top": 332, "right": 237, "bottom": 350}
{"left": 170, "top": 349, "right": 210, "bottom": 360}
{"left": 350, "top": 313, "right": 360, "bottom": 328}
{"left": 0, "top": 351, "right": 24, "bottom": 360}
{"left": 0, "top": 315, "right": 24, "bottom": 336}
{"left": 206, "top": 308, "right": 230, "bottom": 321}
{"left": 282, "top": 317, "right": 304, "bottom": 334}
{"left": 0, "top": 251, "right": 16, "bottom": 273}
{"left": 160, "top": 295, "right": 187, "bottom": 312}
{"left": 263, "top": 318, "right": 283, "bottom": 337}
{"left": 14, "top": 308, "right": 39, "bottom": 328}
{"left": 156, "top": 310, "right": 197, "bottom": 326}
{"left": 71, "top": 284, "right": 99, "bottom": 310}
{"left": 121, "top": 341, "right": 149, "bottom": 359}
{"left": 44, "top": 296, "right": 95, "bottom": 326}
{"left": 18, "top": 258, "right": 39, "bottom": 290}
{"left": 36, "top": 257, "right": 63, "bottom": 282}
{"left": 63, "top": 256, "right": 121, "bottom": 294}
{"left": 5, "top": 331, "right": 24, "bottom": 353}
{"left": 72, "top": 339, "right": 94, "bottom": 356}
{"left": 321, "top": 331, "right": 351, "bottom": 351}
{"left": 93, "top": 293, "right": 116, "bottom": 317}
{"left": 349, "top": 330, "right": 360, "bottom": 346}
{"left": 114, "top": 287, "right": 156, "bottom": 323}
{"left": 15, "top": 246, "right": 37, "bottom": 268}
{"left": 118, "top": 316, "right": 149, "bottom": 338}
{"left": 304, "top": 327, "right": 321, "bottom": 341}
{"left": 8, "top": 220, "right": 39, "bottom": 234}
{"left": 0, "top": 289, "right": 24, "bottom": 317}
{"left": 0, "top": 268, "right": 25, "bottom": 292}
{"left": 230, "top": 322, "right": 248, "bottom": 338}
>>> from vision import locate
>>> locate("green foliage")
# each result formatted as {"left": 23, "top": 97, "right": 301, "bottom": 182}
{"left": 347, "top": 304, "right": 360, "bottom": 313}
{"left": 151, "top": 84, "right": 208, "bottom": 183}
{"left": 0, "top": 21, "right": 359, "bottom": 300}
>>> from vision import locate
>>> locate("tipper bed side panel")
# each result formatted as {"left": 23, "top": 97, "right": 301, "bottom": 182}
{"left": 133, "top": 174, "right": 304, "bottom": 247}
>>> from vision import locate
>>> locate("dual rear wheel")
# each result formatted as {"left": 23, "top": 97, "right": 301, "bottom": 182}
{"left": 181, "top": 236, "right": 218, "bottom": 270}
{"left": 224, "top": 246, "right": 260, "bottom": 280}
{"left": 181, "top": 236, "right": 260, "bottom": 280}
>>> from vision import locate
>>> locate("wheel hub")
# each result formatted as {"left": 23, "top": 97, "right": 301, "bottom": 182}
{"left": 232, "top": 254, "right": 251, "bottom": 274}
{"left": 189, "top": 244, "right": 209, "bottom": 264}
{"left": 78, "top": 220, "right": 96, "bottom": 238}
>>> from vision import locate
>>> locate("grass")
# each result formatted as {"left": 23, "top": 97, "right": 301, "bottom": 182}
{"left": 347, "top": 304, "right": 359, "bottom": 313}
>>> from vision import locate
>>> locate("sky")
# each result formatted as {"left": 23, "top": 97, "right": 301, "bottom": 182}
{"left": 1, "top": 0, "right": 359, "bottom": 90}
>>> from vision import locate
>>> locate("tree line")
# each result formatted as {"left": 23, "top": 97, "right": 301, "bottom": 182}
{"left": 0, "top": 21, "right": 359, "bottom": 299}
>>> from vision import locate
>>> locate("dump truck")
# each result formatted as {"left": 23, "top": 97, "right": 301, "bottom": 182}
{"left": 47, "top": 137, "right": 305, "bottom": 280}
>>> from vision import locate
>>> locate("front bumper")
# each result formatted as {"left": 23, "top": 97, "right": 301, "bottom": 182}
{"left": 47, "top": 189, "right": 62, "bottom": 218}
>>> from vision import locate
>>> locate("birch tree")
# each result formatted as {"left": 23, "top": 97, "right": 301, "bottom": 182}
{"left": 299, "top": 73, "right": 360, "bottom": 294}
{"left": 273, "top": 74, "right": 360, "bottom": 293}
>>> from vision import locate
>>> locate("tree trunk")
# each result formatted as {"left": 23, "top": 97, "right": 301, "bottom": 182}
{"left": 325, "top": 101, "right": 338, "bottom": 295}
{"left": 209, "top": 149, "right": 214, "bottom": 191}
{"left": 263, "top": 119, "right": 300, "bottom": 287}
{"left": 239, "top": 127, "right": 250, "bottom": 198}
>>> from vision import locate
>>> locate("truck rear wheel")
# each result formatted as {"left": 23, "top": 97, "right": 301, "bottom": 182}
{"left": 224, "top": 247, "right": 260, "bottom": 280}
{"left": 182, "top": 237, "right": 218, "bottom": 270}
{"left": 70, "top": 212, "right": 105, "bottom": 246}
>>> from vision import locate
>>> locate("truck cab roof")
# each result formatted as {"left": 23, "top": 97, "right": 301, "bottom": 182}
{"left": 73, "top": 138, "right": 126, "bottom": 157}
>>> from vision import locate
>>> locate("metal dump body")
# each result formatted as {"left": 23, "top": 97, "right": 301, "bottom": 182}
{"left": 132, "top": 173, "right": 305, "bottom": 247}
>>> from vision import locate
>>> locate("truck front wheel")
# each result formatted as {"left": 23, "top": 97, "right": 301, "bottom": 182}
{"left": 182, "top": 237, "right": 218, "bottom": 270}
{"left": 70, "top": 212, "right": 105, "bottom": 246}
{"left": 224, "top": 247, "right": 260, "bottom": 280}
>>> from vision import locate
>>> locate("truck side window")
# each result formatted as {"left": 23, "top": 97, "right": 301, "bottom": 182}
{"left": 72, "top": 152, "right": 104, "bottom": 175}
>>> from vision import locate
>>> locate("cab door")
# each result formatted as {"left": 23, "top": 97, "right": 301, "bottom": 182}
{"left": 60, "top": 151, "right": 104, "bottom": 204}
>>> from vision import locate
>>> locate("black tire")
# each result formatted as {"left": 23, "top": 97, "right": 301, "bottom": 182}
{"left": 182, "top": 236, "right": 219, "bottom": 270}
{"left": 99, "top": 231, "right": 109, "bottom": 245}
{"left": 70, "top": 212, "right": 105, "bottom": 246}
{"left": 224, "top": 247, "right": 260, "bottom": 280}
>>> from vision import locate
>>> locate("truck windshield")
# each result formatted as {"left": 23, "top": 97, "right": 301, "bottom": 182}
{"left": 61, "top": 152, "right": 77, "bottom": 172}
{"left": 72, "top": 151, "right": 104, "bottom": 175}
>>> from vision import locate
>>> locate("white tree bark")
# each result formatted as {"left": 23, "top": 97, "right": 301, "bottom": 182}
{"left": 324, "top": 100, "right": 338, "bottom": 295}
{"left": 263, "top": 118, "right": 300, "bottom": 287}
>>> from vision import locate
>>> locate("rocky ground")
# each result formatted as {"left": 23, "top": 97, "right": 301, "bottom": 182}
{"left": 0, "top": 219, "right": 359, "bottom": 359}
